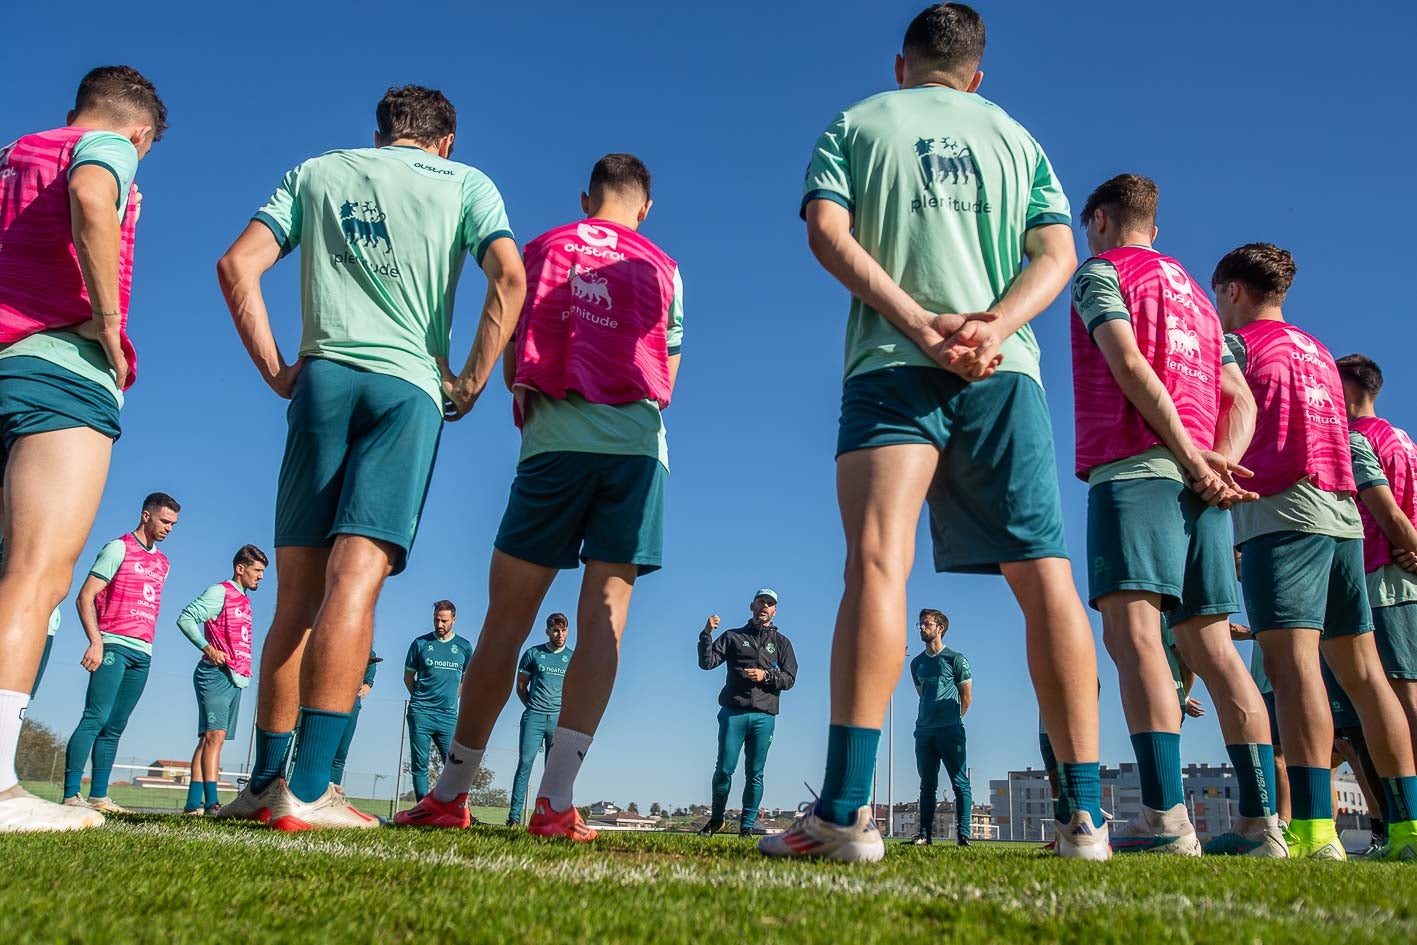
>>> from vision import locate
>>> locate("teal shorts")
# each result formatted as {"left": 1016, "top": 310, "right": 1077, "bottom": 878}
{"left": 837, "top": 367, "right": 1067, "bottom": 574}
{"left": 495, "top": 451, "right": 665, "bottom": 574}
{"left": 275, "top": 358, "right": 442, "bottom": 575}
{"left": 193, "top": 660, "right": 243, "bottom": 735}
{"left": 1240, "top": 531, "right": 1372, "bottom": 638}
{"left": 1373, "top": 601, "right": 1417, "bottom": 680}
{"left": 1320, "top": 657, "right": 1360, "bottom": 731}
{"left": 1087, "top": 476, "right": 1239, "bottom": 623}
{"left": 0, "top": 356, "right": 120, "bottom": 464}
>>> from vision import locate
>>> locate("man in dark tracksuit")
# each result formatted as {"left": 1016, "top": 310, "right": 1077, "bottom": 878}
{"left": 697, "top": 588, "right": 798, "bottom": 837}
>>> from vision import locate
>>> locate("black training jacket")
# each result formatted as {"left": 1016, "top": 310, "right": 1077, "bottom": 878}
{"left": 697, "top": 622, "right": 798, "bottom": 715}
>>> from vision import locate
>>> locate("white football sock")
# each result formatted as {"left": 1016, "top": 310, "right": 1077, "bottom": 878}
{"left": 536, "top": 727, "right": 592, "bottom": 812}
{"left": 431, "top": 740, "right": 483, "bottom": 803}
{"left": 0, "top": 690, "right": 30, "bottom": 793}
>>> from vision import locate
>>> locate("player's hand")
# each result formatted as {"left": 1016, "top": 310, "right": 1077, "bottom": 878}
{"left": 80, "top": 642, "right": 103, "bottom": 673}
{"left": 1183, "top": 451, "right": 1233, "bottom": 507}
{"left": 77, "top": 314, "right": 129, "bottom": 389}
{"left": 439, "top": 357, "right": 479, "bottom": 421}
{"left": 270, "top": 357, "right": 306, "bottom": 400}
{"left": 1229, "top": 622, "right": 1252, "bottom": 641}
{"left": 1199, "top": 452, "right": 1258, "bottom": 509}
{"left": 202, "top": 645, "right": 228, "bottom": 666}
{"left": 939, "top": 312, "right": 1007, "bottom": 381}
{"left": 356, "top": 683, "right": 372, "bottom": 699}
{"left": 741, "top": 667, "right": 768, "bottom": 683}
{"left": 1396, "top": 549, "right": 1417, "bottom": 575}
{"left": 132, "top": 189, "right": 143, "bottom": 223}
{"left": 1184, "top": 697, "right": 1207, "bottom": 719}
{"left": 703, "top": 614, "right": 720, "bottom": 634}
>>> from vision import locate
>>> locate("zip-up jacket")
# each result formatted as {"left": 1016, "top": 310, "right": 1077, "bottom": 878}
{"left": 697, "top": 621, "right": 798, "bottom": 715}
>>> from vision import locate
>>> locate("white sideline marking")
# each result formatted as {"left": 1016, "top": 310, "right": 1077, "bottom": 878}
{"left": 104, "top": 823, "right": 1414, "bottom": 930}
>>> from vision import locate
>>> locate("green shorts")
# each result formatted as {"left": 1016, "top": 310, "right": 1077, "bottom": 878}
{"left": 1240, "top": 531, "right": 1372, "bottom": 638}
{"left": 1373, "top": 601, "right": 1417, "bottom": 680}
{"left": 1087, "top": 476, "right": 1239, "bottom": 623}
{"left": 837, "top": 367, "right": 1067, "bottom": 574}
{"left": 495, "top": 451, "right": 665, "bottom": 574}
{"left": 1321, "top": 657, "right": 1360, "bottom": 731}
{"left": 275, "top": 358, "right": 442, "bottom": 575}
{"left": 0, "top": 356, "right": 120, "bottom": 464}
{"left": 193, "top": 660, "right": 243, "bottom": 735}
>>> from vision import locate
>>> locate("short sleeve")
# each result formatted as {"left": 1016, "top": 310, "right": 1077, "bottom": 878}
{"left": 800, "top": 112, "right": 852, "bottom": 219}
{"left": 1351, "top": 432, "right": 1390, "bottom": 490}
{"left": 88, "top": 539, "right": 127, "bottom": 582}
{"left": 1221, "top": 347, "right": 1236, "bottom": 367}
{"left": 666, "top": 267, "right": 684, "bottom": 355}
{"left": 1071, "top": 258, "right": 1130, "bottom": 335}
{"left": 1224, "top": 333, "right": 1248, "bottom": 373}
{"left": 254, "top": 165, "right": 303, "bottom": 257}
{"left": 1026, "top": 143, "right": 1071, "bottom": 230}
{"left": 404, "top": 640, "right": 419, "bottom": 673}
{"left": 70, "top": 131, "right": 139, "bottom": 214}
{"left": 518, "top": 648, "right": 535, "bottom": 675}
{"left": 955, "top": 653, "right": 972, "bottom": 683}
{"left": 909, "top": 656, "right": 922, "bottom": 688}
{"left": 460, "top": 170, "right": 514, "bottom": 265}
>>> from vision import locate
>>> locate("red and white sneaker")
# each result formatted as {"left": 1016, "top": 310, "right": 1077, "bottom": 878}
{"left": 528, "top": 797, "right": 597, "bottom": 842}
{"left": 757, "top": 803, "right": 885, "bottom": 863}
{"left": 268, "top": 781, "right": 380, "bottom": 832}
{"left": 393, "top": 793, "right": 470, "bottom": 829}
{"left": 214, "top": 779, "right": 282, "bottom": 823}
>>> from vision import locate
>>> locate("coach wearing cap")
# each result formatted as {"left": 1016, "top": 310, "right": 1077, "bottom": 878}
{"left": 696, "top": 588, "right": 798, "bottom": 837}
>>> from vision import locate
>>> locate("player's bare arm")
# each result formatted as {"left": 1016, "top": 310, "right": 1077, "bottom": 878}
{"left": 69, "top": 164, "right": 128, "bottom": 388}
{"left": 1092, "top": 318, "right": 1234, "bottom": 506}
{"left": 1359, "top": 484, "right": 1417, "bottom": 574}
{"left": 74, "top": 574, "right": 108, "bottom": 672}
{"left": 217, "top": 223, "right": 306, "bottom": 398}
{"left": 441, "top": 237, "right": 526, "bottom": 420}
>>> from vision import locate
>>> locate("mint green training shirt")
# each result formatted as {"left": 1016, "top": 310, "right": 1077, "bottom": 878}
{"left": 802, "top": 86, "right": 1071, "bottom": 386}
{"left": 254, "top": 146, "right": 514, "bottom": 411}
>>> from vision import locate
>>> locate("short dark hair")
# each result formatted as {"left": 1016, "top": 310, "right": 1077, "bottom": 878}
{"left": 546, "top": 613, "right": 569, "bottom": 629}
{"left": 376, "top": 86, "right": 456, "bottom": 147}
{"left": 919, "top": 608, "right": 949, "bottom": 632}
{"left": 1337, "top": 354, "right": 1384, "bottom": 397}
{"left": 74, "top": 66, "right": 168, "bottom": 141}
{"left": 902, "top": 4, "right": 986, "bottom": 80}
{"left": 233, "top": 544, "right": 269, "bottom": 569}
{"left": 142, "top": 492, "right": 180, "bottom": 514}
{"left": 1080, "top": 174, "right": 1158, "bottom": 231}
{"left": 433, "top": 599, "right": 456, "bottom": 616}
{"left": 1211, "top": 243, "right": 1297, "bottom": 303}
{"left": 589, "top": 153, "right": 651, "bottom": 202}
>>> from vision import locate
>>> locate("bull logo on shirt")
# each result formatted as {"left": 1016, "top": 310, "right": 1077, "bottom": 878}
{"left": 1165, "top": 314, "right": 1200, "bottom": 360}
{"left": 915, "top": 137, "right": 979, "bottom": 189}
{"left": 569, "top": 264, "right": 613, "bottom": 309}
{"left": 339, "top": 200, "right": 393, "bottom": 255}
{"left": 1303, "top": 377, "right": 1336, "bottom": 412}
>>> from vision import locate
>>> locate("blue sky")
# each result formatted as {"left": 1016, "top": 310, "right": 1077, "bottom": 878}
{"left": 8, "top": 0, "right": 1415, "bottom": 812}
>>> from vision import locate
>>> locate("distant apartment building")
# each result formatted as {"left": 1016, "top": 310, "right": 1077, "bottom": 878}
{"left": 890, "top": 801, "right": 994, "bottom": 839}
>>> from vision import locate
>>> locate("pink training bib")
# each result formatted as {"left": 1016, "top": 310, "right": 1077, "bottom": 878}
{"left": 1352, "top": 415, "right": 1417, "bottom": 574}
{"left": 93, "top": 533, "right": 169, "bottom": 644}
{"left": 512, "top": 219, "right": 677, "bottom": 426}
{"left": 203, "top": 581, "right": 253, "bottom": 677}
{"left": 1235, "top": 320, "right": 1355, "bottom": 497}
{"left": 0, "top": 127, "right": 140, "bottom": 389}
{"left": 1071, "top": 247, "right": 1224, "bottom": 478}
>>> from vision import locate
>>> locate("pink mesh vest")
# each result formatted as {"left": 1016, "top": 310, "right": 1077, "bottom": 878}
{"left": 93, "top": 533, "right": 170, "bottom": 644}
{"left": 1352, "top": 415, "right": 1417, "bottom": 574}
{"left": 203, "top": 582, "right": 253, "bottom": 677}
{"left": 1234, "top": 320, "right": 1354, "bottom": 497}
{"left": 0, "top": 127, "right": 140, "bottom": 388}
{"left": 1071, "top": 247, "right": 1224, "bottom": 478}
{"left": 512, "top": 220, "right": 676, "bottom": 426}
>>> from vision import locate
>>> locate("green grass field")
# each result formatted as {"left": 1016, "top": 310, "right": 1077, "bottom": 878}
{"left": 2, "top": 815, "right": 1414, "bottom": 945}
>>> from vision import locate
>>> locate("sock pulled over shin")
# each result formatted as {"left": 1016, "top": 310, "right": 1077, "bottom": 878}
{"left": 1226, "top": 743, "right": 1276, "bottom": 818}
{"left": 1130, "top": 732, "right": 1183, "bottom": 810}
{"left": 184, "top": 780, "right": 204, "bottom": 812}
{"left": 287, "top": 709, "right": 348, "bottom": 803}
{"left": 536, "top": 727, "right": 592, "bottom": 813}
{"left": 1056, "top": 761, "right": 1104, "bottom": 826}
{"left": 431, "top": 740, "right": 484, "bottom": 804}
{"left": 248, "top": 728, "right": 294, "bottom": 793}
{"left": 818, "top": 725, "right": 880, "bottom": 826}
